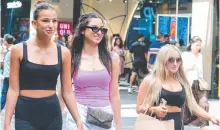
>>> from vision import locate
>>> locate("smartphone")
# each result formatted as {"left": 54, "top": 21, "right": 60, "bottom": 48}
{"left": 160, "top": 98, "right": 167, "bottom": 107}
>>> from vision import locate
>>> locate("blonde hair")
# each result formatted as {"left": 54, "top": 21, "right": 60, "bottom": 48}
{"left": 143, "top": 44, "right": 198, "bottom": 112}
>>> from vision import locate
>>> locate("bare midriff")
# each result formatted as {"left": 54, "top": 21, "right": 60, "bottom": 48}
{"left": 20, "top": 90, "right": 56, "bottom": 98}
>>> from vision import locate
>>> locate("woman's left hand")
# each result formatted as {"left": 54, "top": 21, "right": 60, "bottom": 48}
{"left": 210, "top": 117, "right": 220, "bottom": 125}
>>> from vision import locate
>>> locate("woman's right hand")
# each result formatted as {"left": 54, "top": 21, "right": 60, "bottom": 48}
{"left": 154, "top": 106, "right": 168, "bottom": 118}
{"left": 77, "top": 121, "right": 84, "bottom": 130}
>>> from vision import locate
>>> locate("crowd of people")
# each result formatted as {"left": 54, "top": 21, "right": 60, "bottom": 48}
{"left": 0, "top": 1, "right": 219, "bottom": 130}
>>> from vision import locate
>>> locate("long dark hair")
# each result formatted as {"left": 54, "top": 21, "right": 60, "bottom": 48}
{"left": 114, "top": 37, "right": 123, "bottom": 48}
{"left": 187, "top": 36, "right": 202, "bottom": 52}
{"left": 71, "top": 12, "right": 112, "bottom": 75}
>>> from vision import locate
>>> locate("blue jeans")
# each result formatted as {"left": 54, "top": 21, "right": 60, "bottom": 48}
{"left": 1, "top": 77, "right": 9, "bottom": 110}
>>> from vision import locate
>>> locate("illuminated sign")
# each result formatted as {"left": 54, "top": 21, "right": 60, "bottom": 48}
{"left": 58, "top": 22, "right": 72, "bottom": 36}
{"left": 7, "top": 1, "right": 22, "bottom": 9}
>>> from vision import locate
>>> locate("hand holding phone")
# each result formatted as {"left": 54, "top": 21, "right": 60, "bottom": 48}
{"left": 160, "top": 98, "right": 167, "bottom": 107}
{"left": 154, "top": 98, "right": 168, "bottom": 118}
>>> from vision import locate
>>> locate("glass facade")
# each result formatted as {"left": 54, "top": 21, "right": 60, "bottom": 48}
{"left": 0, "top": 0, "right": 219, "bottom": 98}
{"left": 125, "top": 0, "right": 219, "bottom": 99}
{"left": 1, "top": 0, "right": 31, "bottom": 43}
{"left": 126, "top": 0, "right": 192, "bottom": 48}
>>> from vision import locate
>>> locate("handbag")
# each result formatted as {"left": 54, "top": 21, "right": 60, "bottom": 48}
{"left": 77, "top": 68, "right": 114, "bottom": 129}
{"left": 133, "top": 110, "right": 174, "bottom": 130}
{"left": 198, "top": 78, "right": 209, "bottom": 90}
{"left": 86, "top": 107, "right": 114, "bottom": 129}
{"left": 195, "top": 62, "right": 209, "bottom": 90}
{"left": 133, "top": 103, "right": 174, "bottom": 130}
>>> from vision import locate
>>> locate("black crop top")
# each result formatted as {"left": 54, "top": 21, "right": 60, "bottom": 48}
{"left": 159, "top": 86, "right": 186, "bottom": 108}
{"left": 19, "top": 42, "right": 62, "bottom": 90}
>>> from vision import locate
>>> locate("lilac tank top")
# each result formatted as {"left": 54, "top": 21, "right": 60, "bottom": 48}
{"left": 73, "top": 69, "right": 111, "bottom": 107}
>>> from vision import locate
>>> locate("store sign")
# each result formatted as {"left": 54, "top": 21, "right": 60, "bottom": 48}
{"left": 7, "top": 1, "right": 22, "bottom": 9}
{"left": 57, "top": 22, "right": 72, "bottom": 36}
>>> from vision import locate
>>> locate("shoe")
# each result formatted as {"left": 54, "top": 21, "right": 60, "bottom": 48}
{"left": 128, "top": 88, "right": 132, "bottom": 93}
{"left": 132, "top": 88, "right": 139, "bottom": 93}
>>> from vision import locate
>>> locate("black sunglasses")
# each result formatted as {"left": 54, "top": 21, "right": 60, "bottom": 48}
{"left": 168, "top": 57, "right": 182, "bottom": 63}
{"left": 85, "top": 26, "right": 108, "bottom": 35}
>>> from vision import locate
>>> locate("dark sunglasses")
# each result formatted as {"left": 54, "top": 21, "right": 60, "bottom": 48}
{"left": 168, "top": 57, "right": 182, "bottom": 63}
{"left": 85, "top": 26, "right": 108, "bottom": 35}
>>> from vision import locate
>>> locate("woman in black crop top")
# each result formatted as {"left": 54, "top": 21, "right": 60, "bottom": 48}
{"left": 136, "top": 45, "right": 220, "bottom": 130}
{"left": 4, "top": 1, "right": 83, "bottom": 130}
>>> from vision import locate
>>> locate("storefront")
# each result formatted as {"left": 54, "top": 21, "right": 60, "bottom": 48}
{"left": 1, "top": 0, "right": 78, "bottom": 41}
{"left": 1, "top": 0, "right": 31, "bottom": 43}
{"left": 125, "top": 0, "right": 219, "bottom": 99}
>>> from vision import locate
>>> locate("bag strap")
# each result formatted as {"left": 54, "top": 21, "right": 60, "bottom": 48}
{"left": 140, "top": 85, "right": 154, "bottom": 116}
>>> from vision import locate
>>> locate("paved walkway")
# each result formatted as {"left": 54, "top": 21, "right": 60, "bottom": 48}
{"left": 1, "top": 98, "right": 219, "bottom": 130}
{"left": 0, "top": 78, "right": 220, "bottom": 130}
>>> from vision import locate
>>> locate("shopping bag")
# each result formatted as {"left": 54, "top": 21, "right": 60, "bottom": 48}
{"left": 133, "top": 113, "right": 174, "bottom": 130}
{"left": 198, "top": 78, "right": 209, "bottom": 90}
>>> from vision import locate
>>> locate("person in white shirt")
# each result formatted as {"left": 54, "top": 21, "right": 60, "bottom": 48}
{"left": 1, "top": 34, "right": 14, "bottom": 110}
{"left": 182, "top": 36, "right": 209, "bottom": 130}
{"left": 0, "top": 38, "right": 7, "bottom": 72}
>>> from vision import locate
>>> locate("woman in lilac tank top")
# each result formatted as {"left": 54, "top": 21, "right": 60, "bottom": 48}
{"left": 63, "top": 12, "right": 122, "bottom": 130}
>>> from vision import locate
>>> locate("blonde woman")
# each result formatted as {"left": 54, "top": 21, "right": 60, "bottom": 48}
{"left": 136, "top": 45, "right": 220, "bottom": 130}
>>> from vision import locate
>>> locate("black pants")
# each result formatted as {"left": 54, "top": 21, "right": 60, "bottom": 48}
{"left": 15, "top": 94, "right": 62, "bottom": 130}
{"left": 162, "top": 112, "right": 182, "bottom": 130}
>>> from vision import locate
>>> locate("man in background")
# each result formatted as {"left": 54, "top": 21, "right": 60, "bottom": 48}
{"left": 146, "top": 34, "right": 165, "bottom": 71}
{"left": 164, "top": 34, "right": 170, "bottom": 45}
{"left": 52, "top": 31, "right": 67, "bottom": 47}
{"left": 128, "top": 34, "right": 148, "bottom": 93}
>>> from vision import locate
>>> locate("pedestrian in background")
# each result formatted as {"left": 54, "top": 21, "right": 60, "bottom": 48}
{"left": 136, "top": 45, "right": 220, "bottom": 130}
{"left": 62, "top": 12, "right": 122, "bottom": 130}
{"left": 182, "top": 36, "right": 210, "bottom": 130}
{"left": 110, "top": 34, "right": 120, "bottom": 51}
{"left": 146, "top": 34, "right": 165, "bottom": 71}
{"left": 4, "top": 1, "right": 83, "bottom": 130}
{"left": 0, "top": 38, "right": 6, "bottom": 72}
{"left": 64, "top": 33, "right": 73, "bottom": 49}
{"left": 129, "top": 34, "right": 148, "bottom": 93}
{"left": 112, "top": 37, "right": 125, "bottom": 76}
{"left": 52, "top": 31, "right": 67, "bottom": 47}
{"left": 0, "top": 34, "right": 14, "bottom": 110}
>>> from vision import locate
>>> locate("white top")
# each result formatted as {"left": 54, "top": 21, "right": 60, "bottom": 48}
{"left": 0, "top": 45, "right": 6, "bottom": 62}
{"left": 3, "top": 46, "right": 13, "bottom": 77}
{"left": 181, "top": 52, "right": 203, "bottom": 85}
